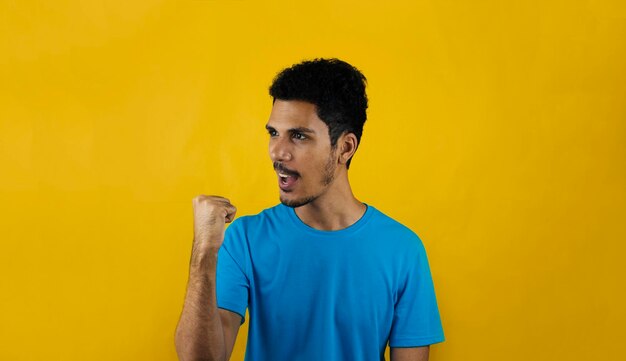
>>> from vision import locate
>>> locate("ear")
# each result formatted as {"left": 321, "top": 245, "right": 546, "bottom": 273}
{"left": 337, "top": 132, "right": 359, "bottom": 166}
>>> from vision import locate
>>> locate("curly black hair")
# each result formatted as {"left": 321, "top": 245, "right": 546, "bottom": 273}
{"left": 268, "top": 58, "right": 368, "bottom": 169}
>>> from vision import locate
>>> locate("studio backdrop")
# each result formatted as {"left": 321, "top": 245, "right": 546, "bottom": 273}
{"left": 1, "top": 1, "right": 625, "bottom": 360}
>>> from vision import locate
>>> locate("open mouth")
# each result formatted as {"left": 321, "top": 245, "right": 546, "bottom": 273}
{"left": 278, "top": 172, "right": 299, "bottom": 190}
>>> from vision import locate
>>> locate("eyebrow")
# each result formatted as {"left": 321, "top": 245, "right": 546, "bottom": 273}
{"left": 265, "top": 124, "right": 316, "bottom": 134}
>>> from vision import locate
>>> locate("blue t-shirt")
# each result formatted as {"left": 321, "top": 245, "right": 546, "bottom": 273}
{"left": 216, "top": 203, "right": 445, "bottom": 361}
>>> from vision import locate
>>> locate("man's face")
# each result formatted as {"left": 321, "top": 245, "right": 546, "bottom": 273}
{"left": 266, "top": 99, "right": 338, "bottom": 208}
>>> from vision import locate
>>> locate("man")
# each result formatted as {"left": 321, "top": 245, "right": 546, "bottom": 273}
{"left": 175, "top": 58, "right": 445, "bottom": 361}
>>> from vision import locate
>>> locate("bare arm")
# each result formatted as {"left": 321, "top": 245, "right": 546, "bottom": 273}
{"left": 175, "top": 251, "right": 241, "bottom": 361}
{"left": 175, "top": 195, "right": 240, "bottom": 361}
{"left": 390, "top": 346, "right": 430, "bottom": 361}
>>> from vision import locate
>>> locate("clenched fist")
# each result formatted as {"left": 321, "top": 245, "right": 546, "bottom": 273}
{"left": 192, "top": 195, "right": 237, "bottom": 255}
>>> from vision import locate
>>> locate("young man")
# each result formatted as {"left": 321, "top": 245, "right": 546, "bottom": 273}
{"left": 175, "top": 58, "right": 445, "bottom": 361}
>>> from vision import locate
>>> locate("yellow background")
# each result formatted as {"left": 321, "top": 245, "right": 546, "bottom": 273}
{"left": 1, "top": 1, "right": 625, "bottom": 360}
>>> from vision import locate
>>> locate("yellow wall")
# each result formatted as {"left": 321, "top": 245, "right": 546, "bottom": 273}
{"left": 1, "top": 1, "right": 625, "bottom": 360}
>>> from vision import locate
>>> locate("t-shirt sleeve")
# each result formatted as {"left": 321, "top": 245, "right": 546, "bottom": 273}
{"left": 389, "top": 237, "right": 445, "bottom": 347}
{"left": 216, "top": 218, "right": 250, "bottom": 324}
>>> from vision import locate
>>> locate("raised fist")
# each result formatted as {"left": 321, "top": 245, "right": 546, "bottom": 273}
{"left": 191, "top": 195, "right": 237, "bottom": 253}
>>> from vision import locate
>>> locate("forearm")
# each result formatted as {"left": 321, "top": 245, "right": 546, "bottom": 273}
{"left": 175, "top": 251, "right": 226, "bottom": 361}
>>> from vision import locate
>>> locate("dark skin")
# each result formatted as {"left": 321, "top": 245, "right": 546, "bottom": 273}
{"left": 267, "top": 99, "right": 430, "bottom": 360}
{"left": 266, "top": 99, "right": 365, "bottom": 230}
{"left": 175, "top": 99, "right": 429, "bottom": 361}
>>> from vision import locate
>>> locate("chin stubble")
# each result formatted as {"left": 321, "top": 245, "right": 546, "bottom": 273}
{"left": 279, "top": 152, "right": 337, "bottom": 208}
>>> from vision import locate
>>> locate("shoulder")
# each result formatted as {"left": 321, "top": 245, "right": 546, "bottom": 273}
{"left": 225, "top": 203, "right": 286, "bottom": 239}
{"left": 222, "top": 204, "right": 284, "bottom": 257}
{"left": 366, "top": 204, "right": 426, "bottom": 254}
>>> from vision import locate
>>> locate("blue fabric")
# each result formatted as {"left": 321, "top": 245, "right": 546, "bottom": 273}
{"left": 216, "top": 203, "right": 445, "bottom": 361}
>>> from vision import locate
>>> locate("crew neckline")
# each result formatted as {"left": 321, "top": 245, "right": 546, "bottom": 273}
{"left": 282, "top": 202, "right": 374, "bottom": 237}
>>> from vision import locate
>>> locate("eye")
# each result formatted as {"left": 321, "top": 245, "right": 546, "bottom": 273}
{"left": 268, "top": 129, "right": 277, "bottom": 137}
{"left": 293, "top": 132, "right": 306, "bottom": 140}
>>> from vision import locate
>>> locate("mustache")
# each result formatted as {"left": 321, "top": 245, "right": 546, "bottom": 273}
{"left": 273, "top": 162, "right": 300, "bottom": 177}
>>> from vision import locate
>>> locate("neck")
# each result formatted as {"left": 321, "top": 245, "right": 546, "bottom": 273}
{"left": 293, "top": 173, "right": 366, "bottom": 231}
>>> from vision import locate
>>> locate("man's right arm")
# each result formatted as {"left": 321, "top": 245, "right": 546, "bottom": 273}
{"left": 175, "top": 195, "right": 241, "bottom": 361}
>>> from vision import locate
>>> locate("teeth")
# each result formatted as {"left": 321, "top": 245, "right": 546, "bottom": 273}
{"left": 279, "top": 173, "right": 289, "bottom": 178}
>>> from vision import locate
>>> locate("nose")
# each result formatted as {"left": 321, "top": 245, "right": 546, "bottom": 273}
{"left": 269, "top": 136, "right": 293, "bottom": 162}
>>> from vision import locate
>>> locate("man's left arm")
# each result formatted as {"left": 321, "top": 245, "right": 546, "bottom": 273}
{"left": 390, "top": 346, "right": 430, "bottom": 361}
{"left": 388, "top": 235, "right": 443, "bottom": 359}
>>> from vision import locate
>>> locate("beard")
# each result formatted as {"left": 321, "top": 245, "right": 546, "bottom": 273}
{"left": 280, "top": 194, "right": 318, "bottom": 208}
{"left": 280, "top": 151, "right": 336, "bottom": 208}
